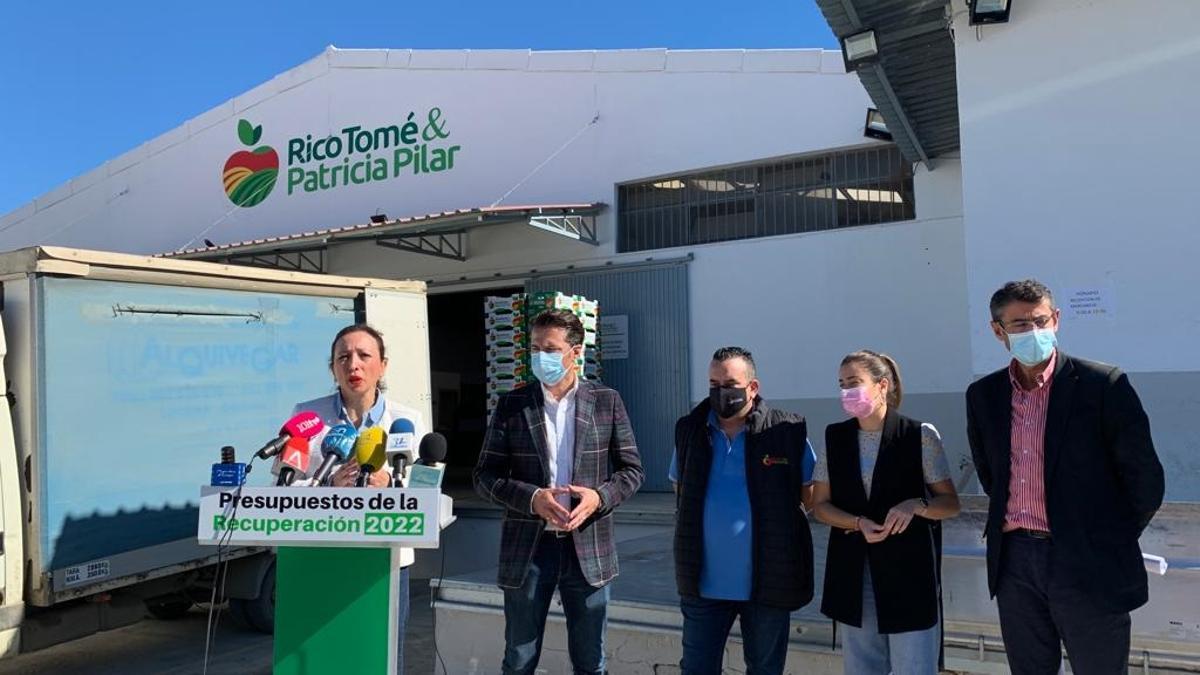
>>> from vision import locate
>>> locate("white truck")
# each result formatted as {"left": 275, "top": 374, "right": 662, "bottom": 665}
{"left": 0, "top": 246, "right": 429, "bottom": 655}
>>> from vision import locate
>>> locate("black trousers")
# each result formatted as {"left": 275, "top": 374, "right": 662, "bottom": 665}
{"left": 996, "top": 532, "right": 1132, "bottom": 675}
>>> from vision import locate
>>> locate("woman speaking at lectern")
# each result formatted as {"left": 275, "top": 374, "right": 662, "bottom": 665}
{"left": 292, "top": 323, "right": 427, "bottom": 672}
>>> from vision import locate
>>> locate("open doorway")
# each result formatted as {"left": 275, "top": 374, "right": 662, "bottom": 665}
{"left": 426, "top": 261, "right": 688, "bottom": 493}
{"left": 427, "top": 285, "right": 523, "bottom": 490}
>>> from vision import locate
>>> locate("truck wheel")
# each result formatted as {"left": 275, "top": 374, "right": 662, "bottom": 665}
{"left": 145, "top": 596, "right": 194, "bottom": 620}
{"left": 229, "top": 561, "right": 275, "bottom": 634}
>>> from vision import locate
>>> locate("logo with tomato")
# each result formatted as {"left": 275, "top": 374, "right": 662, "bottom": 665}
{"left": 222, "top": 119, "right": 278, "bottom": 207}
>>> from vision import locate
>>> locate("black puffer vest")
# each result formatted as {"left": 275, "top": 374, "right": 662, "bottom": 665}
{"left": 673, "top": 398, "right": 814, "bottom": 610}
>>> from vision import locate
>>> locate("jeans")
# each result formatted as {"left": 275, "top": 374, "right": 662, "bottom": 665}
{"left": 502, "top": 534, "right": 610, "bottom": 675}
{"left": 996, "top": 532, "right": 1131, "bottom": 675}
{"left": 839, "top": 567, "right": 940, "bottom": 675}
{"left": 679, "top": 595, "right": 792, "bottom": 675}
{"left": 397, "top": 565, "right": 410, "bottom": 674}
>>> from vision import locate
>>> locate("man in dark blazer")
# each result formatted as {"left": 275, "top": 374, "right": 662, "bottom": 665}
{"left": 966, "top": 279, "right": 1164, "bottom": 675}
{"left": 474, "top": 308, "right": 644, "bottom": 675}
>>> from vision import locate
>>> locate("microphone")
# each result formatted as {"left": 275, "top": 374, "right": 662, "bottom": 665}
{"left": 352, "top": 427, "right": 387, "bottom": 487}
{"left": 310, "top": 424, "right": 358, "bottom": 485}
{"left": 255, "top": 411, "right": 325, "bottom": 460}
{"left": 275, "top": 436, "right": 312, "bottom": 486}
{"left": 418, "top": 432, "right": 447, "bottom": 465}
{"left": 408, "top": 433, "right": 448, "bottom": 488}
{"left": 386, "top": 418, "right": 417, "bottom": 486}
{"left": 211, "top": 445, "right": 249, "bottom": 487}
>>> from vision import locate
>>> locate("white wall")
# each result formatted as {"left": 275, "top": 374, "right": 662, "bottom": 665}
{"left": 0, "top": 48, "right": 872, "bottom": 257}
{"left": 687, "top": 161, "right": 968, "bottom": 401}
{"left": 332, "top": 157, "right": 968, "bottom": 403}
{"left": 1, "top": 44, "right": 973, "bottom": 416}
{"left": 952, "top": 0, "right": 1200, "bottom": 375}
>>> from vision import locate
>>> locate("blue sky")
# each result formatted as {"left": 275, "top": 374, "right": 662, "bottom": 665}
{"left": 0, "top": 1, "right": 838, "bottom": 215}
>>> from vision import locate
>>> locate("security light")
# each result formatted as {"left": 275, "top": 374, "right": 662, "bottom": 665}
{"left": 970, "top": 0, "right": 1012, "bottom": 25}
{"left": 864, "top": 109, "right": 893, "bottom": 141}
{"left": 840, "top": 29, "right": 879, "bottom": 71}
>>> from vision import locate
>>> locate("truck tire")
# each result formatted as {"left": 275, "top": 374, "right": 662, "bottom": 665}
{"left": 145, "top": 596, "right": 194, "bottom": 620}
{"left": 229, "top": 560, "right": 275, "bottom": 634}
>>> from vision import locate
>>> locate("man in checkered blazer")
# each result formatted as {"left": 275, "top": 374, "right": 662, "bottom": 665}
{"left": 474, "top": 309, "right": 644, "bottom": 675}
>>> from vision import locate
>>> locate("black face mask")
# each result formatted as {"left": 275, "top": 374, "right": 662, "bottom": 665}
{"left": 709, "top": 386, "right": 749, "bottom": 419}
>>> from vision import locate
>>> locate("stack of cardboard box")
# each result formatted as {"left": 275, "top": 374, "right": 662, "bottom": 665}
{"left": 485, "top": 292, "right": 601, "bottom": 416}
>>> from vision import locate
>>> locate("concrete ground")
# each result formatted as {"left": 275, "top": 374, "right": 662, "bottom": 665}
{"left": 0, "top": 493, "right": 1192, "bottom": 673}
{"left": 0, "top": 492, "right": 674, "bottom": 675}
{"left": 0, "top": 587, "right": 445, "bottom": 675}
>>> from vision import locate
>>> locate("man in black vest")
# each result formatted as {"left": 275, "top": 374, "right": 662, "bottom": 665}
{"left": 669, "top": 346, "right": 816, "bottom": 675}
{"left": 967, "top": 279, "right": 1164, "bottom": 674}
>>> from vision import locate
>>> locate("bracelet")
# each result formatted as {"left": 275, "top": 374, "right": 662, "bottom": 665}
{"left": 853, "top": 516, "right": 861, "bottom": 532}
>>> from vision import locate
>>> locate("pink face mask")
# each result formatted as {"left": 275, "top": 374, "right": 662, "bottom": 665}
{"left": 841, "top": 386, "right": 876, "bottom": 418}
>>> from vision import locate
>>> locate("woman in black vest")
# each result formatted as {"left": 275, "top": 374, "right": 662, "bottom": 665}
{"left": 811, "top": 350, "right": 961, "bottom": 674}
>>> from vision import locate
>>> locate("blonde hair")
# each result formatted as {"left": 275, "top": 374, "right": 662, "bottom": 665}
{"left": 841, "top": 350, "right": 903, "bottom": 409}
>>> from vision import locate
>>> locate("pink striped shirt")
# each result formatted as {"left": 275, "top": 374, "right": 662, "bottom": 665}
{"left": 1003, "top": 351, "right": 1056, "bottom": 533}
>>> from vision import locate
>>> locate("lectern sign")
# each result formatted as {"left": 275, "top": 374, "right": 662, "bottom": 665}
{"left": 197, "top": 486, "right": 442, "bottom": 547}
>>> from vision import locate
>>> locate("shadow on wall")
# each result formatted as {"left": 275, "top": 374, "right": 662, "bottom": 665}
{"left": 48, "top": 504, "right": 199, "bottom": 573}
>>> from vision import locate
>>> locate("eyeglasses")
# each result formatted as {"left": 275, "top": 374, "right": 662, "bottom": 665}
{"left": 996, "top": 314, "right": 1055, "bottom": 333}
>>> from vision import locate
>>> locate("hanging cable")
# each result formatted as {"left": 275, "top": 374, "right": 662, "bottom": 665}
{"left": 489, "top": 113, "right": 599, "bottom": 208}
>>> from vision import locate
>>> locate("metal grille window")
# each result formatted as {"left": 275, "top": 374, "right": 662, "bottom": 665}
{"left": 617, "top": 145, "right": 915, "bottom": 252}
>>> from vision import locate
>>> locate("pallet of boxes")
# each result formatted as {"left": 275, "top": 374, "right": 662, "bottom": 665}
{"left": 485, "top": 292, "right": 602, "bottom": 417}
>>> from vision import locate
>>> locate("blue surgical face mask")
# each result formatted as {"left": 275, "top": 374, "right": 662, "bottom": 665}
{"left": 531, "top": 350, "right": 570, "bottom": 386}
{"left": 1008, "top": 327, "right": 1057, "bottom": 366}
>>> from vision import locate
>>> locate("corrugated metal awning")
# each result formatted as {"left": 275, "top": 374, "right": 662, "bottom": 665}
{"left": 816, "top": 0, "right": 960, "bottom": 165}
{"left": 160, "top": 203, "right": 605, "bottom": 273}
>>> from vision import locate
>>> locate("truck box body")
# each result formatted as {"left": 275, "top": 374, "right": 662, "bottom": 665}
{"left": 0, "top": 247, "right": 429, "bottom": 613}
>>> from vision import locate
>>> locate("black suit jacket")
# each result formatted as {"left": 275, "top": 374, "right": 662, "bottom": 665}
{"left": 966, "top": 353, "right": 1164, "bottom": 613}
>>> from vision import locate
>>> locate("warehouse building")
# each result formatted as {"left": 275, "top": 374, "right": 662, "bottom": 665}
{"left": 1, "top": 0, "right": 1196, "bottom": 666}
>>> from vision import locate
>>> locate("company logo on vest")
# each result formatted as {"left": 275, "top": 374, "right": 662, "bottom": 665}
{"left": 222, "top": 120, "right": 279, "bottom": 208}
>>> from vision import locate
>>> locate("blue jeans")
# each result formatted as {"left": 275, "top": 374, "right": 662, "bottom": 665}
{"left": 840, "top": 568, "right": 939, "bottom": 675}
{"left": 397, "top": 565, "right": 410, "bottom": 674}
{"left": 679, "top": 595, "right": 792, "bottom": 675}
{"left": 502, "top": 534, "right": 610, "bottom": 675}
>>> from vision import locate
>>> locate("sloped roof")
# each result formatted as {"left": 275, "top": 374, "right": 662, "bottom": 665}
{"left": 162, "top": 203, "right": 604, "bottom": 258}
{"left": 0, "top": 46, "right": 850, "bottom": 235}
{"left": 815, "top": 0, "right": 960, "bottom": 164}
